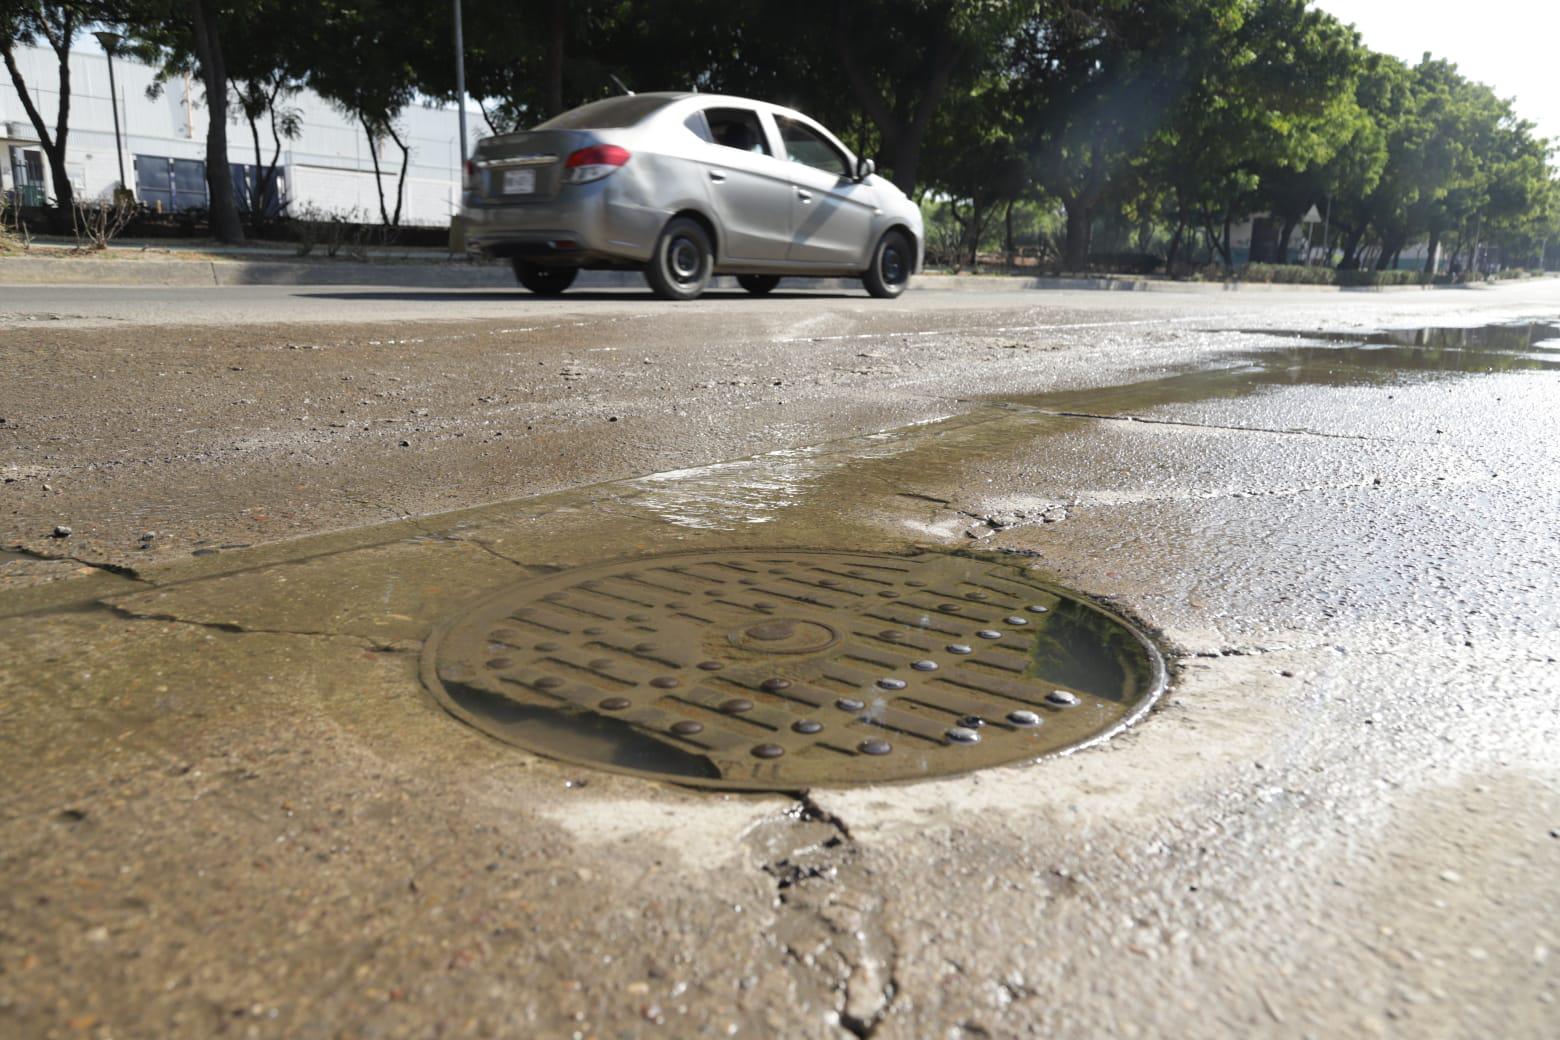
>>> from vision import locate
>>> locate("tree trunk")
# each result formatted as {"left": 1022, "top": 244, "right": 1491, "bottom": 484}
{"left": 361, "top": 114, "right": 391, "bottom": 227}
{"left": 1219, "top": 208, "right": 1234, "bottom": 271}
{"left": 544, "top": 0, "right": 565, "bottom": 116}
{"left": 1337, "top": 223, "right": 1367, "bottom": 270}
{"left": 260, "top": 87, "right": 287, "bottom": 220}
{"left": 187, "top": 0, "right": 244, "bottom": 243}
{"left": 1166, "top": 220, "right": 1185, "bottom": 275}
{"left": 1277, "top": 216, "right": 1299, "bottom": 265}
{"left": 967, "top": 197, "right": 981, "bottom": 269}
{"left": 1003, "top": 200, "right": 1014, "bottom": 272}
{"left": 884, "top": 133, "right": 921, "bottom": 197}
{"left": 241, "top": 80, "right": 287, "bottom": 233}
{"left": 834, "top": 8, "right": 961, "bottom": 196}
{"left": 1200, "top": 216, "right": 1221, "bottom": 268}
{"left": 1374, "top": 235, "right": 1406, "bottom": 271}
{"left": 1422, "top": 227, "right": 1441, "bottom": 275}
{"left": 385, "top": 121, "right": 410, "bottom": 228}
{"left": 1062, "top": 198, "right": 1090, "bottom": 272}
{"left": 246, "top": 101, "right": 265, "bottom": 233}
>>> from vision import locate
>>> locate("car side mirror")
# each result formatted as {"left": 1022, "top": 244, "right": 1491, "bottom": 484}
{"left": 855, "top": 156, "right": 875, "bottom": 182}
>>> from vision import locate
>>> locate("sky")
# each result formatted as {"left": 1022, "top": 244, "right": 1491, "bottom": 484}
{"left": 1312, "top": 0, "right": 1560, "bottom": 145}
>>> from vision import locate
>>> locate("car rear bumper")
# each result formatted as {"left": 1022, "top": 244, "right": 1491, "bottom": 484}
{"left": 459, "top": 181, "right": 663, "bottom": 266}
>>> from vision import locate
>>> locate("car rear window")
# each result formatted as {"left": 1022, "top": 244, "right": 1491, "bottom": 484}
{"left": 535, "top": 96, "right": 675, "bottom": 130}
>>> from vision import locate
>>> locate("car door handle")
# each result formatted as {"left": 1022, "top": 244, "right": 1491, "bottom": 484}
{"left": 708, "top": 170, "right": 726, "bottom": 182}
{"left": 796, "top": 189, "right": 812, "bottom": 202}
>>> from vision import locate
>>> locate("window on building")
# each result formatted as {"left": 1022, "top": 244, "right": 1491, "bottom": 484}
{"left": 134, "top": 154, "right": 208, "bottom": 212}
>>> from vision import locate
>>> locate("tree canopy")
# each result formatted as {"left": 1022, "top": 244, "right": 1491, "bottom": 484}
{"left": 10, "top": 0, "right": 1552, "bottom": 265}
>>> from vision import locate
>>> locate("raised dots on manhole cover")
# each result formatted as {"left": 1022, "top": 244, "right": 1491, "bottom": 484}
{"left": 421, "top": 549, "right": 1165, "bottom": 790}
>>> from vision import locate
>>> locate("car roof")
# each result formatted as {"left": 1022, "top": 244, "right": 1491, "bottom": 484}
{"left": 621, "top": 91, "right": 811, "bottom": 121}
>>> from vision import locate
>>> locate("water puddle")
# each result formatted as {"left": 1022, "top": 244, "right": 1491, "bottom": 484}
{"left": 1006, "top": 321, "right": 1560, "bottom": 418}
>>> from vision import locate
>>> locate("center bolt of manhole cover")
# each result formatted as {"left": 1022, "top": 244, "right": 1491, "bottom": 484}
{"left": 729, "top": 617, "right": 840, "bottom": 654}
{"left": 421, "top": 549, "right": 1166, "bottom": 791}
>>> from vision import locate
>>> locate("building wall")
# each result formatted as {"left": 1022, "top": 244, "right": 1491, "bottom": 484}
{"left": 1, "top": 39, "right": 470, "bottom": 226}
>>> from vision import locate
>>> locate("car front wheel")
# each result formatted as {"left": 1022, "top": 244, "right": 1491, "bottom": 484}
{"left": 645, "top": 217, "right": 714, "bottom": 300}
{"left": 513, "top": 261, "right": 579, "bottom": 295}
{"left": 862, "top": 230, "right": 912, "bottom": 299}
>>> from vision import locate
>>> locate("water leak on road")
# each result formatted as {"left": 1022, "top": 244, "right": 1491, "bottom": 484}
{"left": 1007, "top": 321, "right": 1560, "bottom": 418}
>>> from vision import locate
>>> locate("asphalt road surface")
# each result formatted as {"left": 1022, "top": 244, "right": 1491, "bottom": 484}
{"left": 2, "top": 279, "right": 1558, "bottom": 1038}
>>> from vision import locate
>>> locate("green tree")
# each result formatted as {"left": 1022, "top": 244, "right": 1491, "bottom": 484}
{"left": 1010, "top": 0, "right": 1240, "bottom": 271}
{"left": 303, "top": 1, "right": 423, "bottom": 227}
{"left": 0, "top": 2, "right": 95, "bottom": 225}
{"left": 113, "top": 0, "right": 252, "bottom": 243}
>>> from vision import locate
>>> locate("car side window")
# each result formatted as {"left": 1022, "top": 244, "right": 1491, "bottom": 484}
{"left": 683, "top": 110, "right": 714, "bottom": 143}
{"left": 702, "top": 107, "right": 772, "bottom": 156}
{"left": 777, "top": 117, "right": 849, "bottom": 179}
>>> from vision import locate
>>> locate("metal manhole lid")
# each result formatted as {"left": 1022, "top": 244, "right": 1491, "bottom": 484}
{"left": 421, "top": 549, "right": 1165, "bottom": 790}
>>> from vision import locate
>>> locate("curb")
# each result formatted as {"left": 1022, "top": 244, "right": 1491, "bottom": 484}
{"left": 0, "top": 254, "right": 1535, "bottom": 293}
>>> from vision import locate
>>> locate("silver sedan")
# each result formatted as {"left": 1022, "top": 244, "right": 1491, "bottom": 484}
{"left": 457, "top": 92, "right": 923, "bottom": 300}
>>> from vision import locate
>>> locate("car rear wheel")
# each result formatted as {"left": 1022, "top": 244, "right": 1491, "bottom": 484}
{"left": 645, "top": 217, "right": 713, "bottom": 300}
{"left": 737, "top": 274, "right": 781, "bottom": 295}
{"left": 862, "top": 230, "right": 912, "bottom": 299}
{"left": 513, "top": 261, "right": 579, "bottom": 295}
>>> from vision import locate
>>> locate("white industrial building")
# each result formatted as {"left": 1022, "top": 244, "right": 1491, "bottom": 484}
{"left": 1, "top": 37, "right": 470, "bottom": 226}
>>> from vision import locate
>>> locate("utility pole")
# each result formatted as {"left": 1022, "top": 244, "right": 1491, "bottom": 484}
{"left": 453, "top": 0, "right": 468, "bottom": 166}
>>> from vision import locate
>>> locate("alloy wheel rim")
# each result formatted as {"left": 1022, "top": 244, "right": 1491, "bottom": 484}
{"left": 882, "top": 245, "right": 906, "bottom": 284}
{"left": 670, "top": 238, "right": 702, "bottom": 282}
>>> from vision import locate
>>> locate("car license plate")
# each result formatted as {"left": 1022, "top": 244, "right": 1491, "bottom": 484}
{"left": 503, "top": 168, "right": 537, "bottom": 194}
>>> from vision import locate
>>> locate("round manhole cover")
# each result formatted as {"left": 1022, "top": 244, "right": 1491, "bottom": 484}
{"left": 422, "top": 549, "right": 1165, "bottom": 790}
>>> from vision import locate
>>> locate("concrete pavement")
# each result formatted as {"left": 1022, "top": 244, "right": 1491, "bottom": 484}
{"left": 2, "top": 280, "right": 1558, "bottom": 1038}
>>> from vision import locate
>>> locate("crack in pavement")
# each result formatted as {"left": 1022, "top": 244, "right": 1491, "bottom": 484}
{"left": 396, "top": 513, "right": 537, "bottom": 571}
{"left": 1037, "top": 408, "right": 1388, "bottom": 442}
{"left": 2, "top": 542, "right": 153, "bottom": 585}
{"left": 753, "top": 795, "right": 898, "bottom": 1038}
{"left": 96, "top": 598, "right": 421, "bottom": 654}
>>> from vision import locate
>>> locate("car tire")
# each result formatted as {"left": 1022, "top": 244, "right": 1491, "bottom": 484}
{"left": 737, "top": 274, "right": 781, "bottom": 295}
{"left": 513, "top": 261, "right": 579, "bottom": 295}
{"left": 862, "top": 230, "right": 912, "bottom": 299}
{"left": 645, "top": 217, "right": 714, "bottom": 300}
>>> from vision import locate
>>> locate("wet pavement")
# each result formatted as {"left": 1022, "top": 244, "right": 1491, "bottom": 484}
{"left": 2, "top": 281, "right": 1559, "bottom": 1037}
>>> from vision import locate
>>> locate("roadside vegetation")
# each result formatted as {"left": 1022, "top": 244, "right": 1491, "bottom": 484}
{"left": 3, "top": 0, "right": 1556, "bottom": 278}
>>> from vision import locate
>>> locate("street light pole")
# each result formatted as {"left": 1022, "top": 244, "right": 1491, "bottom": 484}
{"left": 93, "top": 31, "right": 128, "bottom": 193}
{"left": 453, "top": 0, "right": 468, "bottom": 167}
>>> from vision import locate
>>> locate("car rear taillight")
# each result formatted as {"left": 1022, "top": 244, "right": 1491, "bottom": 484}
{"left": 563, "top": 144, "right": 631, "bottom": 184}
{"left": 462, "top": 158, "right": 475, "bottom": 189}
